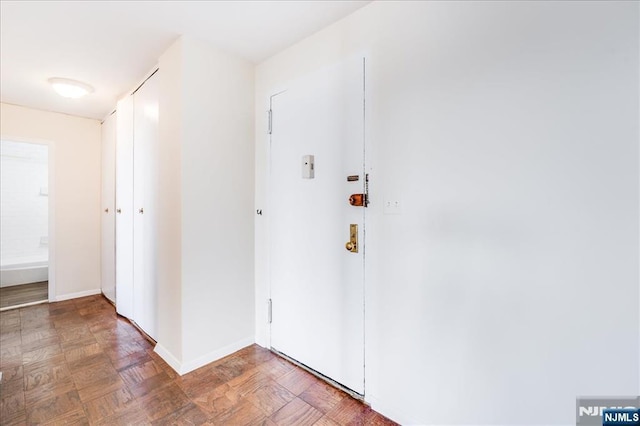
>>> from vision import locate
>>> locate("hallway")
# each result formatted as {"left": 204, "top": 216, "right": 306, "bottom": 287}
{"left": 0, "top": 295, "right": 395, "bottom": 425}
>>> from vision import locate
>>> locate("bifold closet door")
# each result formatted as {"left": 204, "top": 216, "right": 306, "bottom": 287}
{"left": 132, "top": 72, "right": 159, "bottom": 339}
{"left": 115, "top": 96, "right": 134, "bottom": 319}
{"left": 101, "top": 112, "right": 117, "bottom": 303}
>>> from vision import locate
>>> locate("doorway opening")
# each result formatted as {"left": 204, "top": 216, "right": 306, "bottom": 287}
{"left": 0, "top": 140, "right": 50, "bottom": 310}
{"left": 268, "top": 55, "right": 367, "bottom": 396}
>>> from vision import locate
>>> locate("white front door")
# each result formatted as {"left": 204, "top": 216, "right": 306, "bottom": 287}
{"left": 269, "top": 56, "right": 366, "bottom": 395}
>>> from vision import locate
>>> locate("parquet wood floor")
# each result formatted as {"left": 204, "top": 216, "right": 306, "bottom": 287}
{"left": 0, "top": 295, "right": 396, "bottom": 425}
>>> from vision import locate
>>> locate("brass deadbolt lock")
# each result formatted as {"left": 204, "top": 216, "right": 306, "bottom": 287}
{"left": 349, "top": 194, "right": 365, "bottom": 207}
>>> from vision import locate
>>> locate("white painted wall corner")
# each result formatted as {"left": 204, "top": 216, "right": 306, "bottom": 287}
{"left": 180, "top": 336, "right": 255, "bottom": 375}
{"left": 155, "top": 336, "right": 255, "bottom": 376}
{"left": 154, "top": 343, "right": 183, "bottom": 375}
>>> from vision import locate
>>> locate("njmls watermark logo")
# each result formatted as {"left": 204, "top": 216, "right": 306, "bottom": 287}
{"left": 576, "top": 396, "right": 640, "bottom": 426}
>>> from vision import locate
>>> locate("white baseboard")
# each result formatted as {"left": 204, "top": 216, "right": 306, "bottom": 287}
{"left": 254, "top": 341, "right": 268, "bottom": 350}
{"left": 154, "top": 343, "right": 183, "bottom": 375}
{"left": 155, "top": 336, "right": 255, "bottom": 376}
{"left": 52, "top": 288, "right": 101, "bottom": 302}
{"left": 367, "top": 394, "right": 418, "bottom": 425}
{"left": 254, "top": 334, "right": 269, "bottom": 349}
{"left": 180, "top": 336, "right": 255, "bottom": 375}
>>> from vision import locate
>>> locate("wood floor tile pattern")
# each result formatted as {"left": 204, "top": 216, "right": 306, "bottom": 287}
{"left": 0, "top": 295, "right": 397, "bottom": 425}
{"left": 0, "top": 282, "right": 48, "bottom": 309}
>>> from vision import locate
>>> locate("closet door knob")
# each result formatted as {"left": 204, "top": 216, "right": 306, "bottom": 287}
{"left": 116, "top": 208, "right": 122, "bottom": 214}
{"left": 139, "top": 208, "right": 144, "bottom": 214}
{"left": 104, "top": 208, "right": 109, "bottom": 213}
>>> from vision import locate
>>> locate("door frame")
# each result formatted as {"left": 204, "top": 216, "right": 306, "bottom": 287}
{"left": 0, "top": 135, "right": 56, "bottom": 302}
{"left": 264, "top": 54, "right": 370, "bottom": 396}
{"left": 264, "top": 89, "right": 286, "bottom": 350}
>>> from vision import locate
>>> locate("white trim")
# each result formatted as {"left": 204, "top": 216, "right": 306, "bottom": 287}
{"left": 154, "top": 343, "right": 182, "bottom": 375}
{"left": 0, "top": 136, "right": 56, "bottom": 303}
{"left": 366, "top": 394, "right": 418, "bottom": 425}
{"left": 264, "top": 54, "right": 369, "bottom": 394}
{"left": 155, "top": 336, "right": 255, "bottom": 376}
{"left": 48, "top": 138, "right": 58, "bottom": 301}
{"left": 1, "top": 289, "right": 103, "bottom": 311}
{"left": 0, "top": 299, "right": 48, "bottom": 312}
{"left": 0, "top": 134, "right": 56, "bottom": 302}
{"left": 47, "top": 138, "right": 56, "bottom": 301}
{"left": 254, "top": 341, "right": 269, "bottom": 350}
{"left": 180, "top": 336, "right": 254, "bottom": 375}
{"left": 53, "top": 288, "right": 101, "bottom": 302}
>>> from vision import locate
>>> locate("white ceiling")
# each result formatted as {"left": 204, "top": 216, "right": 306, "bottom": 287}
{"left": 0, "top": 1, "right": 370, "bottom": 120}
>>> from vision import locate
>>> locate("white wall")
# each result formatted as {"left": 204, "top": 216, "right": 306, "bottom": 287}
{"left": 156, "top": 36, "right": 255, "bottom": 373}
{"left": 255, "top": 2, "right": 639, "bottom": 425}
{"left": 1, "top": 103, "right": 102, "bottom": 300}
{"left": 157, "top": 39, "right": 184, "bottom": 364}
{"left": 180, "top": 37, "right": 255, "bottom": 368}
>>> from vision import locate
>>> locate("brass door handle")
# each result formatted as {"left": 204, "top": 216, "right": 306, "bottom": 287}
{"left": 345, "top": 224, "right": 358, "bottom": 253}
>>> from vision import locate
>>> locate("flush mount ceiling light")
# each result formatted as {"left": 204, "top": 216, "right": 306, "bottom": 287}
{"left": 48, "top": 77, "right": 94, "bottom": 99}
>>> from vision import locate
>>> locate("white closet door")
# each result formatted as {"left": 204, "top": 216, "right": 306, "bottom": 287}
{"left": 133, "top": 72, "right": 159, "bottom": 339}
{"left": 101, "top": 112, "right": 117, "bottom": 303}
{"left": 115, "top": 96, "right": 134, "bottom": 319}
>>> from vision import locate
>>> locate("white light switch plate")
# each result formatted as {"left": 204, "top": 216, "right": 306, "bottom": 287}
{"left": 302, "top": 155, "right": 315, "bottom": 179}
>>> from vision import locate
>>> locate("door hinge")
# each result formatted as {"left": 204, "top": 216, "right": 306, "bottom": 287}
{"left": 268, "top": 299, "right": 272, "bottom": 323}
{"left": 268, "top": 109, "right": 272, "bottom": 135}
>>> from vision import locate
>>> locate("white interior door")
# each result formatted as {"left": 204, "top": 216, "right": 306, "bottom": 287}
{"left": 115, "top": 96, "right": 134, "bottom": 319}
{"left": 133, "top": 72, "right": 159, "bottom": 339}
{"left": 101, "top": 112, "right": 116, "bottom": 303}
{"left": 270, "top": 56, "right": 366, "bottom": 394}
